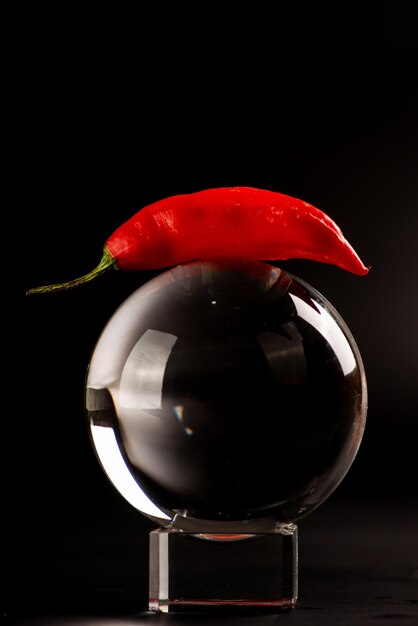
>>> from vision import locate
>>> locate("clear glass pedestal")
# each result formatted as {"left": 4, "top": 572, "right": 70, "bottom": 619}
{"left": 149, "top": 524, "right": 298, "bottom": 613}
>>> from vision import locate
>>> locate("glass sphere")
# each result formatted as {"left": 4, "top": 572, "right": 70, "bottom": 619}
{"left": 86, "top": 259, "right": 367, "bottom": 529}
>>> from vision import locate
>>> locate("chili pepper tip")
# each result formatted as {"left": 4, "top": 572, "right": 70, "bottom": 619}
{"left": 26, "top": 248, "right": 117, "bottom": 295}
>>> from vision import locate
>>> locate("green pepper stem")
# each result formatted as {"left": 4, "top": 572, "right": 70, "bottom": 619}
{"left": 26, "top": 248, "right": 117, "bottom": 295}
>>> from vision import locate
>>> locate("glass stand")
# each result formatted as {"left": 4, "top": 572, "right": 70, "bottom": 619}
{"left": 149, "top": 524, "right": 298, "bottom": 613}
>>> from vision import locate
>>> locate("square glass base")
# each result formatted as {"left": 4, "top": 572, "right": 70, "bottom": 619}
{"left": 149, "top": 524, "right": 298, "bottom": 613}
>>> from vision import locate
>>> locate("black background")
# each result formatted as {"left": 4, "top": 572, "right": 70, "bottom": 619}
{"left": 6, "top": 3, "right": 418, "bottom": 624}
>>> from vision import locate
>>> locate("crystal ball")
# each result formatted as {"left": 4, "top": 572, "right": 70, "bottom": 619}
{"left": 86, "top": 259, "right": 367, "bottom": 528}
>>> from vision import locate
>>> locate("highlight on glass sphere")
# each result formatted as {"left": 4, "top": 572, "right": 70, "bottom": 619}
{"left": 86, "top": 259, "right": 367, "bottom": 530}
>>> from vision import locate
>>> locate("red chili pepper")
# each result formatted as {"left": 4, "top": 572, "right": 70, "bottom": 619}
{"left": 27, "top": 186, "right": 368, "bottom": 294}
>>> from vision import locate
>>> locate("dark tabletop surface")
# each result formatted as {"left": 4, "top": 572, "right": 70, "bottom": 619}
{"left": 4, "top": 496, "right": 417, "bottom": 626}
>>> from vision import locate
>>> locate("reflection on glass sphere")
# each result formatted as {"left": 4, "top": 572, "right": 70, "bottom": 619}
{"left": 86, "top": 259, "right": 367, "bottom": 529}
